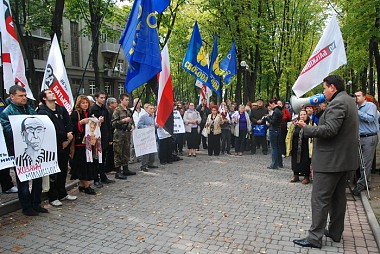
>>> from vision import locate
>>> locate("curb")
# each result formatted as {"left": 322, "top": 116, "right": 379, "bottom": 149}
{"left": 0, "top": 180, "right": 79, "bottom": 216}
{"left": 361, "top": 191, "right": 380, "bottom": 249}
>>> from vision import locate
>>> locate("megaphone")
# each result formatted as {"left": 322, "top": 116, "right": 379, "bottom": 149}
{"left": 290, "top": 94, "right": 325, "bottom": 114}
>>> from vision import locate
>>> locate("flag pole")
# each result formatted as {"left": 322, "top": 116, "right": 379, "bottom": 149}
{"left": 75, "top": 0, "right": 113, "bottom": 100}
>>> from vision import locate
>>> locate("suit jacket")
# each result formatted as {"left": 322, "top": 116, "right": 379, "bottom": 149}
{"left": 303, "top": 91, "right": 359, "bottom": 173}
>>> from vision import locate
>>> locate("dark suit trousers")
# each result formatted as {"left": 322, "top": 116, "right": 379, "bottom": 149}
{"left": 48, "top": 148, "right": 69, "bottom": 202}
{"left": 307, "top": 171, "right": 348, "bottom": 246}
{"left": 0, "top": 167, "right": 15, "bottom": 192}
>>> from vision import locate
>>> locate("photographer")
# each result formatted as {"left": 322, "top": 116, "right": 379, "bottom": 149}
{"left": 352, "top": 90, "right": 379, "bottom": 196}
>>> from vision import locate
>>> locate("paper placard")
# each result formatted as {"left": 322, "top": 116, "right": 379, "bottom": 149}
{"left": 132, "top": 127, "right": 157, "bottom": 157}
{"left": 173, "top": 110, "right": 185, "bottom": 134}
{"left": 0, "top": 124, "right": 15, "bottom": 170}
{"left": 9, "top": 115, "right": 60, "bottom": 182}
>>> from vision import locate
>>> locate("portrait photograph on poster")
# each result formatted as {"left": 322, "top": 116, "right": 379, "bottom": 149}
{"left": 84, "top": 118, "right": 102, "bottom": 163}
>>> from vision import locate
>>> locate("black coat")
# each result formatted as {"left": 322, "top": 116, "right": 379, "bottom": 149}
{"left": 37, "top": 104, "right": 73, "bottom": 151}
{"left": 90, "top": 103, "right": 111, "bottom": 148}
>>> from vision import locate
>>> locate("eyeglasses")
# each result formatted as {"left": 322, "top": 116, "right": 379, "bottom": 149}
{"left": 25, "top": 126, "right": 45, "bottom": 134}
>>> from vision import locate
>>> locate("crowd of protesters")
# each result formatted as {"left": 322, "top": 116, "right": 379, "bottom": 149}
{"left": 1, "top": 82, "right": 380, "bottom": 217}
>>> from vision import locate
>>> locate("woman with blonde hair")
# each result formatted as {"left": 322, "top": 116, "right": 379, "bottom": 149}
{"left": 70, "top": 95, "right": 96, "bottom": 195}
{"left": 183, "top": 102, "right": 201, "bottom": 157}
{"left": 205, "top": 105, "right": 223, "bottom": 156}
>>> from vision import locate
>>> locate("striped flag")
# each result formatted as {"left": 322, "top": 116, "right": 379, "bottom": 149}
{"left": 0, "top": 0, "right": 34, "bottom": 99}
{"left": 156, "top": 43, "right": 174, "bottom": 134}
{"left": 41, "top": 34, "right": 74, "bottom": 114}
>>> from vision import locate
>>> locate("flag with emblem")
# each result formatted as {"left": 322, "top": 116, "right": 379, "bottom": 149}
{"left": 41, "top": 34, "right": 74, "bottom": 114}
{"left": 0, "top": 0, "right": 34, "bottom": 99}
{"left": 220, "top": 41, "right": 237, "bottom": 84}
{"left": 209, "top": 34, "right": 221, "bottom": 97}
{"left": 292, "top": 14, "right": 347, "bottom": 97}
{"left": 119, "top": 0, "right": 162, "bottom": 93}
{"left": 182, "top": 21, "right": 210, "bottom": 87}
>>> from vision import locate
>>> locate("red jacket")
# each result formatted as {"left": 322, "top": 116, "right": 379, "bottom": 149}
{"left": 281, "top": 108, "right": 291, "bottom": 126}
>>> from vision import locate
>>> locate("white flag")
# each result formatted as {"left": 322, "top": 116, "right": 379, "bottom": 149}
{"left": 292, "top": 15, "right": 347, "bottom": 97}
{"left": 0, "top": 0, "right": 34, "bottom": 99}
{"left": 41, "top": 34, "right": 74, "bottom": 114}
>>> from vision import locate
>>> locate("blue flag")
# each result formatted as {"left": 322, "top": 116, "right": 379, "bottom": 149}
{"left": 220, "top": 41, "right": 237, "bottom": 84}
{"left": 182, "top": 22, "right": 210, "bottom": 87}
{"left": 209, "top": 34, "right": 222, "bottom": 97}
{"left": 153, "top": 0, "right": 171, "bottom": 14}
{"left": 119, "top": 0, "right": 162, "bottom": 93}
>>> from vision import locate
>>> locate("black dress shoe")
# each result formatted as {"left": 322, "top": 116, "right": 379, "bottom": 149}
{"left": 267, "top": 166, "right": 279, "bottom": 170}
{"left": 141, "top": 167, "right": 149, "bottom": 172}
{"left": 115, "top": 173, "right": 128, "bottom": 180}
{"left": 324, "top": 229, "right": 341, "bottom": 242}
{"left": 293, "top": 239, "right": 321, "bottom": 249}
{"left": 94, "top": 182, "right": 103, "bottom": 188}
{"left": 84, "top": 187, "right": 96, "bottom": 195}
{"left": 23, "top": 208, "right": 39, "bottom": 216}
{"left": 78, "top": 186, "right": 85, "bottom": 192}
{"left": 101, "top": 179, "right": 115, "bottom": 184}
{"left": 147, "top": 165, "right": 158, "bottom": 169}
{"left": 33, "top": 206, "right": 49, "bottom": 213}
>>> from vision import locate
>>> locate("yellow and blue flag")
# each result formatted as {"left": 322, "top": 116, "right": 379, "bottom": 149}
{"left": 220, "top": 41, "right": 237, "bottom": 84}
{"left": 209, "top": 34, "right": 222, "bottom": 97}
{"left": 182, "top": 22, "right": 210, "bottom": 88}
{"left": 119, "top": 0, "right": 162, "bottom": 93}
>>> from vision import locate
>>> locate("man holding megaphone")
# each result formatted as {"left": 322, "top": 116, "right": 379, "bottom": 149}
{"left": 293, "top": 75, "right": 359, "bottom": 249}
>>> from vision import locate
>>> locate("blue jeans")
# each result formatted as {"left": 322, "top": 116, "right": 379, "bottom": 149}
{"left": 16, "top": 177, "right": 42, "bottom": 211}
{"left": 269, "top": 129, "right": 283, "bottom": 168}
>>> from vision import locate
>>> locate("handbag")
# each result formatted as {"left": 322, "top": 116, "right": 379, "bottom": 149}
{"left": 201, "top": 127, "right": 208, "bottom": 138}
{"left": 253, "top": 124, "right": 266, "bottom": 137}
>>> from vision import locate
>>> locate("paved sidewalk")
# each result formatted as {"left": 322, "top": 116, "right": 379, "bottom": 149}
{"left": 0, "top": 151, "right": 379, "bottom": 253}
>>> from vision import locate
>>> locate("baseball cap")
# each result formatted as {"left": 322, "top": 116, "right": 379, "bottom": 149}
{"left": 87, "top": 96, "right": 95, "bottom": 103}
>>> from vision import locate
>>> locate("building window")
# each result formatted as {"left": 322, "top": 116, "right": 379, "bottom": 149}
{"left": 118, "top": 83, "right": 125, "bottom": 95}
{"left": 89, "top": 81, "right": 96, "bottom": 95}
{"left": 71, "top": 78, "right": 83, "bottom": 95}
{"left": 70, "top": 22, "right": 80, "bottom": 67}
{"left": 117, "top": 59, "right": 124, "bottom": 73}
{"left": 104, "top": 82, "right": 111, "bottom": 95}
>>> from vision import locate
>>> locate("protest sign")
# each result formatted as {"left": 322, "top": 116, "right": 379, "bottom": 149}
{"left": 132, "top": 127, "right": 157, "bottom": 157}
{"left": 173, "top": 110, "right": 185, "bottom": 134}
{"left": 84, "top": 118, "right": 102, "bottom": 163}
{"left": 0, "top": 124, "right": 14, "bottom": 170}
{"left": 9, "top": 115, "right": 60, "bottom": 182}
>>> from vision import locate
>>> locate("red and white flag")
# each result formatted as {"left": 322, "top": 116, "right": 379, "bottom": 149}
{"left": 195, "top": 80, "right": 212, "bottom": 106}
{"left": 292, "top": 15, "right": 347, "bottom": 97}
{"left": 156, "top": 43, "right": 174, "bottom": 133}
{"left": 0, "top": 0, "right": 34, "bottom": 99}
{"left": 41, "top": 34, "right": 74, "bottom": 114}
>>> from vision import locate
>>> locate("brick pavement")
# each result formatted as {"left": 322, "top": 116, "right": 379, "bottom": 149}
{"left": 0, "top": 150, "right": 379, "bottom": 254}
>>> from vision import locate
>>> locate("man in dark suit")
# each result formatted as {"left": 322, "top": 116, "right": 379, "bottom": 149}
{"left": 293, "top": 75, "right": 359, "bottom": 249}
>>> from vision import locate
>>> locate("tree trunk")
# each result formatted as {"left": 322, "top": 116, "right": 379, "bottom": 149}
{"left": 89, "top": 0, "right": 101, "bottom": 90}
{"left": 51, "top": 0, "right": 65, "bottom": 41}
{"left": 368, "top": 38, "right": 374, "bottom": 95}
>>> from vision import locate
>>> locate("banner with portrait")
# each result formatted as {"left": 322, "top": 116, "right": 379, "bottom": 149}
{"left": 0, "top": 124, "right": 15, "bottom": 170}
{"left": 84, "top": 118, "right": 102, "bottom": 163}
{"left": 9, "top": 115, "right": 60, "bottom": 182}
{"left": 132, "top": 127, "right": 157, "bottom": 157}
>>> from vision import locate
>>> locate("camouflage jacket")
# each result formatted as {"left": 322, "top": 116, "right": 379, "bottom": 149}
{"left": 112, "top": 105, "right": 134, "bottom": 132}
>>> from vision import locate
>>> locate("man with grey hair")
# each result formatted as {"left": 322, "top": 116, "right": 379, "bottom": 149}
{"left": 106, "top": 97, "right": 118, "bottom": 173}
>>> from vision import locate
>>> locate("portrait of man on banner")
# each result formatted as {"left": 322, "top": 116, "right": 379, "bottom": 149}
{"left": 9, "top": 115, "right": 60, "bottom": 182}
